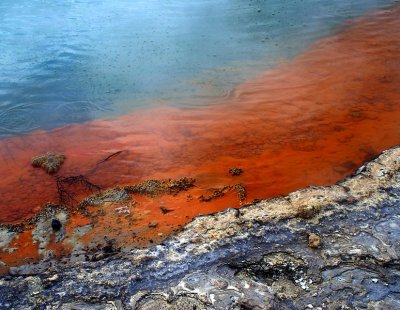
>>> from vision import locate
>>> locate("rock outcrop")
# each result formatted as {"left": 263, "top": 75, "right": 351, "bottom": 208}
{"left": 1, "top": 146, "right": 400, "bottom": 309}
{"left": 31, "top": 152, "right": 66, "bottom": 174}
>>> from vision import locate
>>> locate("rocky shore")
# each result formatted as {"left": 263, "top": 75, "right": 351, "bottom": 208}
{"left": 1, "top": 146, "right": 400, "bottom": 309}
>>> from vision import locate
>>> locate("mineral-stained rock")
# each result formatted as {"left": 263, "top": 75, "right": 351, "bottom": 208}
{"left": 31, "top": 152, "right": 65, "bottom": 174}
{"left": 1, "top": 146, "right": 400, "bottom": 309}
{"left": 307, "top": 233, "right": 321, "bottom": 249}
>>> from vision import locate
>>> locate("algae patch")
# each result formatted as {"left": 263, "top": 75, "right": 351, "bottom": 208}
{"left": 125, "top": 177, "right": 195, "bottom": 197}
{"left": 82, "top": 188, "right": 131, "bottom": 206}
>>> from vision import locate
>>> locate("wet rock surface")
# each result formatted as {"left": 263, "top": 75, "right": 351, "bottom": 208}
{"left": 1, "top": 147, "right": 400, "bottom": 309}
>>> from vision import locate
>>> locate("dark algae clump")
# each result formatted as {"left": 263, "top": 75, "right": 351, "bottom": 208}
{"left": 229, "top": 167, "right": 243, "bottom": 176}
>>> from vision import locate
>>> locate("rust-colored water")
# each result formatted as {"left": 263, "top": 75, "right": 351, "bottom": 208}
{"left": 1, "top": 6, "right": 400, "bottom": 269}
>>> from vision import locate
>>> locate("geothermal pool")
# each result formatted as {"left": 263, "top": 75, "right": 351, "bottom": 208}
{"left": 0, "top": 1, "right": 400, "bottom": 271}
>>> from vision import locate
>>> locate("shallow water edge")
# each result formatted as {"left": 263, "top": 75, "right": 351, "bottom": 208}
{"left": 1, "top": 145, "right": 400, "bottom": 309}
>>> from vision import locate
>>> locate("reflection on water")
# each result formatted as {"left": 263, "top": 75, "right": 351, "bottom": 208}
{"left": 0, "top": 4, "right": 400, "bottom": 271}
{"left": 0, "top": 0, "right": 398, "bottom": 137}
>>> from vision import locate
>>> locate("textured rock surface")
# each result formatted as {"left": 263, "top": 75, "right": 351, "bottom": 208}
{"left": 1, "top": 147, "right": 400, "bottom": 309}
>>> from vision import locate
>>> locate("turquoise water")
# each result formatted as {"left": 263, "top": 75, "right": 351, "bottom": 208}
{"left": 0, "top": 0, "right": 397, "bottom": 138}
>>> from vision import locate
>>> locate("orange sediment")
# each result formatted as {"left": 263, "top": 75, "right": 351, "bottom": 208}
{"left": 1, "top": 6, "right": 400, "bottom": 269}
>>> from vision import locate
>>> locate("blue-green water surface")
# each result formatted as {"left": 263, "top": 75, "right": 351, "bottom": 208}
{"left": 0, "top": 0, "right": 397, "bottom": 137}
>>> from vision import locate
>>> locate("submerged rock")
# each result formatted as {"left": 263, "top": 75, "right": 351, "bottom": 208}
{"left": 1, "top": 146, "right": 400, "bottom": 309}
{"left": 31, "top": 152, "right": 65, "bottom": 174}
